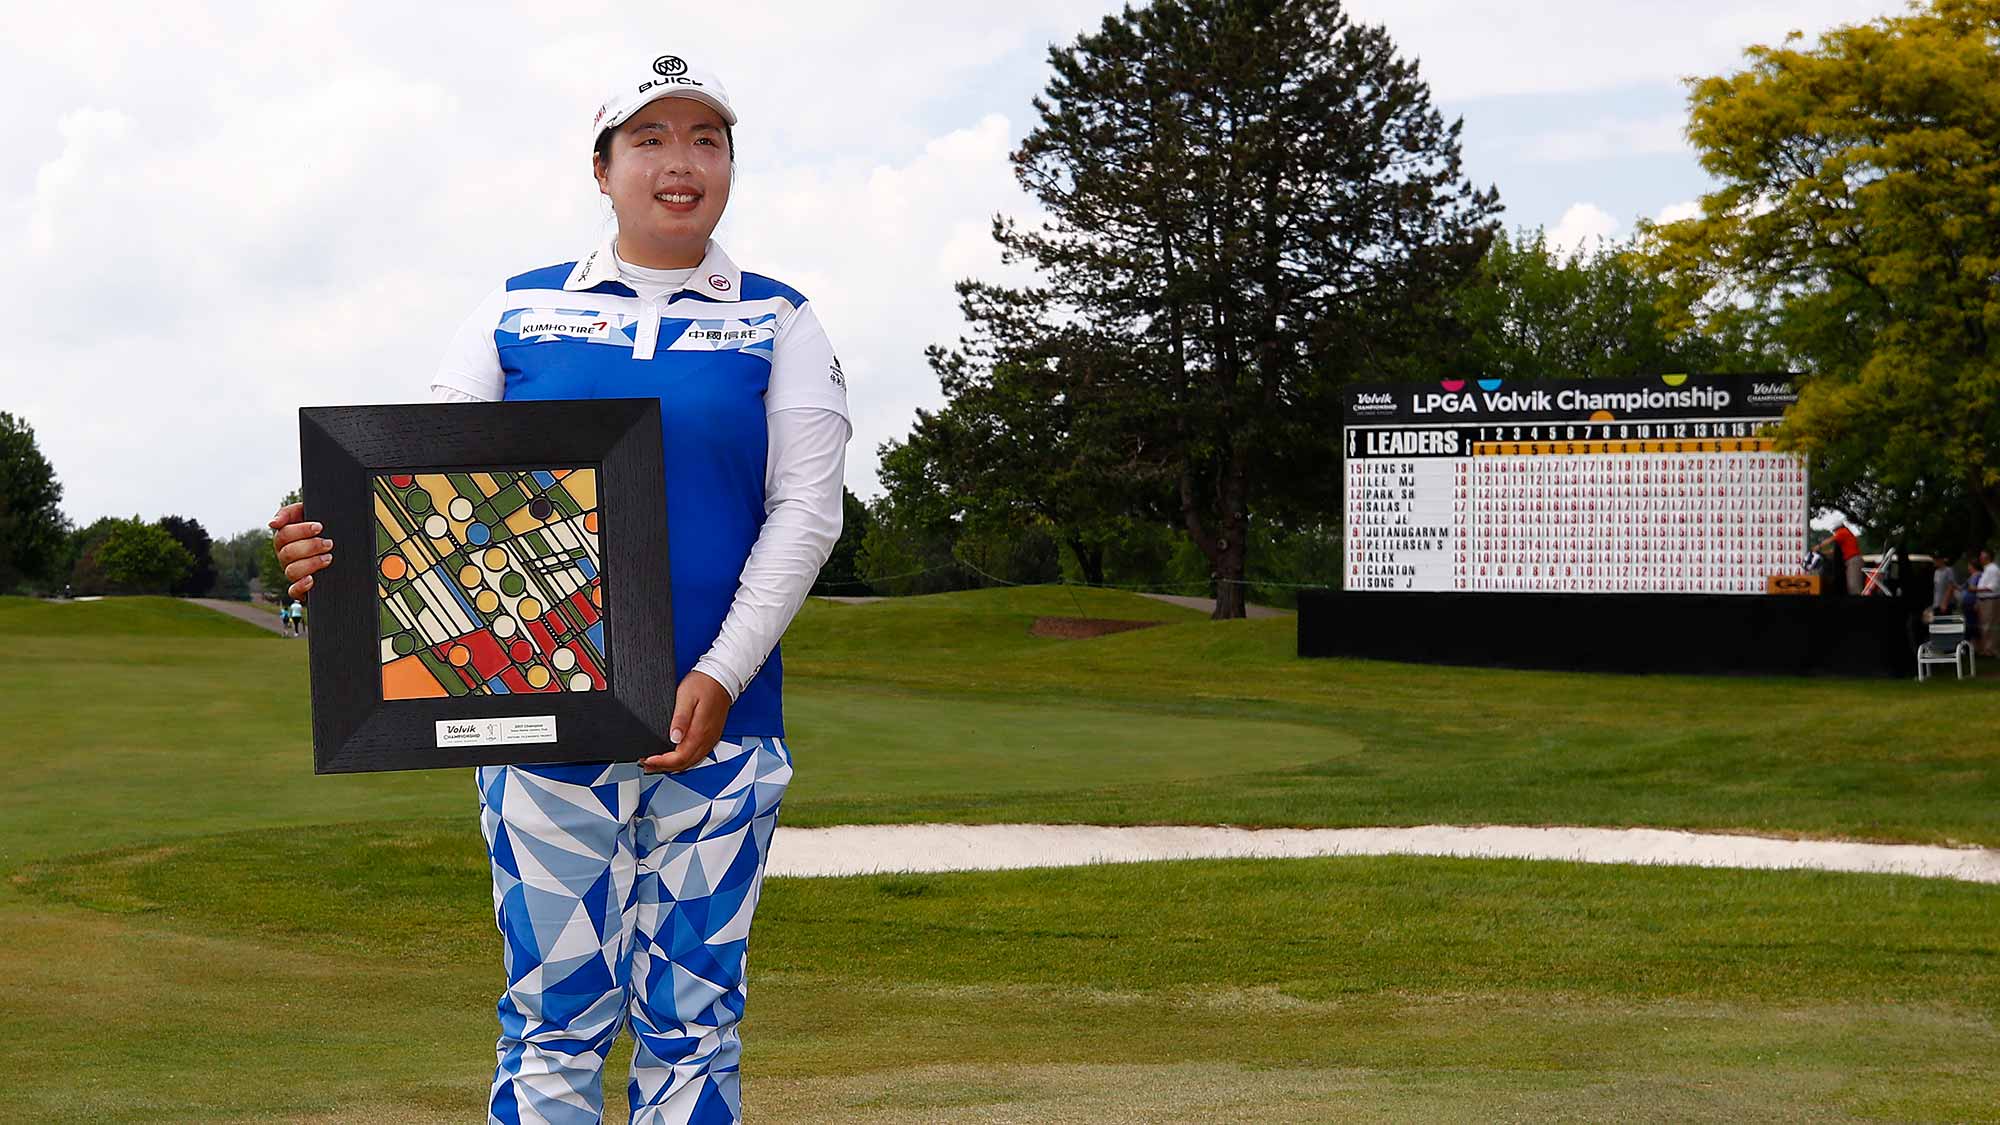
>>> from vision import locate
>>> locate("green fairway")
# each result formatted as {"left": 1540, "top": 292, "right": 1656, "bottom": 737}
{"left": 5, "top": 592, "right": 1996, "bottom": 851}
{"left": 0, "top": 593, "right": 278, "bottom": 638}
{"left": 8, "top": 826, "right": 1997, "bottom": 1122}
{"left": 776, "top": 591, "right": 2000, "bottom": 844}
{"left": 0, "top": 593, "right": 1995, "bottom": 1122}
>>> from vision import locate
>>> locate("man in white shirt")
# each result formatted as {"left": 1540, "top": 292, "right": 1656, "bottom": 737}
{"left": 1974, "top": 548, "right": 1999, "bottom": 657}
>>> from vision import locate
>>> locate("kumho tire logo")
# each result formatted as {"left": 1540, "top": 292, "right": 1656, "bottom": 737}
{"left": 653, "top": 56, "right": 687, "bottom": 76}
{"left": 520, "top": 314, "right": 612, "bottom": 340}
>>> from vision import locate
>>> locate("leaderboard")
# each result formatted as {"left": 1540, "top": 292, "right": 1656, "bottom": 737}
{"left": 1343, "top": 373, "right": 1809, "bottom": 594}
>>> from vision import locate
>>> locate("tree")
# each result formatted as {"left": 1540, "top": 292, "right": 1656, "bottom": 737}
{"left": 258, "top": 488, "right": 301, "bottom": 602}
{"left": 1640, "top": 0, "right": 2000, "bottom": 545}
{"left": 938, "top": 0, "right": 1498, "bottom": 617}
{"left": 81, "top": 517, "right": 193, "bottom": 594}
{"left": 886, "top": 352, "right": 1145, "bottom": 587}
{"left": 861, "top": 423, "right": 1075, "bottom": 596}
{"left": 157, "top": 515, "right": 216, "bottom": 598}
{"left": 1442, "top": 228, "right": 1776, "bottom": 381}
{"left": 0, "top": 412, "right": 69, "bottom": 593}
{"left": 66, "top": 515, "right": 127, "bottom": 595}
{"left": 1245, "top": 519, "right": 1344, "bottom": 608}
{"left": 855, "top": 441, "right": 977, "bottom": 597}
{"left": 211, "top": 528, "right": 269, "bottom": 600}
{"left": 810, "top": 488, "right": 877, "bottom": 595}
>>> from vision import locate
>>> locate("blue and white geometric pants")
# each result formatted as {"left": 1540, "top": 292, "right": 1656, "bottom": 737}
{"left": 475, "top": 736, "right": 793, "bottom": 1124}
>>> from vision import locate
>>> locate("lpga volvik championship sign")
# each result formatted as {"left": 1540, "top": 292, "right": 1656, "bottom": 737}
{"left": 1342, "top": 373, "right": 1808, "bottom": 595}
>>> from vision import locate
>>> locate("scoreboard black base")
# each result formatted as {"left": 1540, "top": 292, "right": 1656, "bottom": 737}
{"left": 1297, "top": 590, "right": 1920, "bottom": 678}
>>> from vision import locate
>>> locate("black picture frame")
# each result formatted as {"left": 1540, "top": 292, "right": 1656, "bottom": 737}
{"left": 299, "top": 400, "right": 672, "bottom": 774}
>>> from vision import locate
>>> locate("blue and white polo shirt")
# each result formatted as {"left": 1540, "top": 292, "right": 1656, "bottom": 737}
{"left": 431, "top": 239, "right": 850, "bottom": 740}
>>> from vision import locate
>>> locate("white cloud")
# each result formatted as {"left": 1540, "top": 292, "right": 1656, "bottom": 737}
{"left": 0, "top": 2, "right": 1093, "bottom": 534}
{"left": 1520, "top": 112, "right": 1688, "bottom": 162}
{"left": 1520, "top": 197, "right": 1708, "bottom": 256}
{"left": 1546, "top": 202, "right": 1620, "bottom": 260}
{"left": 26, "top": 109, "right": 130, "bottom": 254}
{"left": 1655, "top": 199, "right": 1703, "bottom": 224}
{"left": 729, "top": 112, "right": 1041, "bottom": 495}
{"left": 1344, "top": 0, "right": 1902, "bottom": 100}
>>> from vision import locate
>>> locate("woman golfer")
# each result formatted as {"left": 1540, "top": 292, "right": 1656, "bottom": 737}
{"left": 270, "top": 54, "right": 849, "bottom": 1124}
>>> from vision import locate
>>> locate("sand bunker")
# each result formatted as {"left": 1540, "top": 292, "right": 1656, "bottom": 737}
{"left": 767, "top": 823, "right": 2000, "bottom": 884}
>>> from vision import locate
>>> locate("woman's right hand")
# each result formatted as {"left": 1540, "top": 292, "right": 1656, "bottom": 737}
{"left": 269, "top": 502, "right": 334, "bottom": 599}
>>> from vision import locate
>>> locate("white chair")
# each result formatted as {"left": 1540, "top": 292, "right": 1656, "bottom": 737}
{"left": 1917, "top": 615, "right": 1975, "bottom": 681}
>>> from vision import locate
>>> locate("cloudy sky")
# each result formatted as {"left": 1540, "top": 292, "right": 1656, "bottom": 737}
{"left": 2, "top": 0, "right": 1898, "bottom": 539}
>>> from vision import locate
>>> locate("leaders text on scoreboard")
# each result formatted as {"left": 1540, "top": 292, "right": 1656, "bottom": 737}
{"left": 1342, "top": 374, "right": 1808, "bottom": 594}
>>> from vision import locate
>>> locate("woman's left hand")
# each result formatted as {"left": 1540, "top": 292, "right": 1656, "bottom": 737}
{"left": 640, "top": 670, "right": 732, "bottom": 773}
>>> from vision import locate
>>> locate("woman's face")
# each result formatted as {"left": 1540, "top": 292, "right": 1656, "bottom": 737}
{"left": 594, "top": 97, "right": 732, "bottom": 269}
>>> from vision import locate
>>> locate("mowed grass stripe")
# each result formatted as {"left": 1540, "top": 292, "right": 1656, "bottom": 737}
{"left": 7, "top": 890, "right": 1986, "bottom": 1123}
{"left": 0, "top": 631, "right": 467, "bottom": 869}
{"left": 0, "top": 595, "right": 279, "bottom": 639}
{"left": 3, "top": 592, "right": 1997, "bottom": 857}
{"left": 783, "top": 592, "right": 2000, "bottom": 842}
{"left": 6, "top": 829, "right": 1997, "bottom": 1122}
{"left": 20, "top": 825, "right": 1998, "bottom": 1011}
{"left": 779, "top": 677, "right": 1999, "bottom": 843}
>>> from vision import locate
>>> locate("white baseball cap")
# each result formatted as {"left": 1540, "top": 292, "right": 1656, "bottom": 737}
{"left": 590, "top": 54, "right": 738, "bottom": 152}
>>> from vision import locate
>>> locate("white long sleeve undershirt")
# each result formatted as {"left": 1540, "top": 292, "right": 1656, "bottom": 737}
{"left": 426, "top": 384, "right": 847, "bottom": 701}
{"left": 427, "top": 245, "right": 851, "bottom": 703}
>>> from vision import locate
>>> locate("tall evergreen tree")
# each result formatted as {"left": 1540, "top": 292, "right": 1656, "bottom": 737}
{"left": 936, "top": 0, "right": 1498, "bottom": 616}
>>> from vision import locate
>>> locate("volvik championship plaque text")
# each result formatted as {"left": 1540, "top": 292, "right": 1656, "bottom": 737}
{"left": 1341, "top": 374, "right": 1808, "bottom": 595}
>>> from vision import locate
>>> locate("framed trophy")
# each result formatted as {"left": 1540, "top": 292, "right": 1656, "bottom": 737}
{"left": 298, "top": 399, "right": 672, "bottom": 773}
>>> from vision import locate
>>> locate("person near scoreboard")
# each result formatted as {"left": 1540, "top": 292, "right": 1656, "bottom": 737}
{"left": 1973, "top": 548, "right": 2000, "bottom": 657}
{"left": 1815, "top": 519, "right": 1863, "bottom": 595}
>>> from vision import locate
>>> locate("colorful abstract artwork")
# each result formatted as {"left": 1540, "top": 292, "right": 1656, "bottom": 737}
{"left": 374, "top": 469, "right": 607, "bottom": 700}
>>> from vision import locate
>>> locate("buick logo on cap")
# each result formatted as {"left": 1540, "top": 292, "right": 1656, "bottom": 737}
{"left": 653, "top": 55, "right": 687, "bottom": 77}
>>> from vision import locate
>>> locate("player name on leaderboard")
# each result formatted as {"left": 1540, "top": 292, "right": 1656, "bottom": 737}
{"left": 1342, "top": 374, "right": 1809, "bottom": 594}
